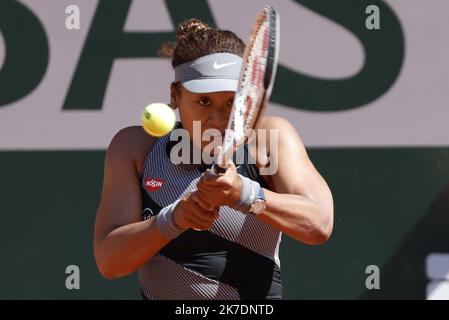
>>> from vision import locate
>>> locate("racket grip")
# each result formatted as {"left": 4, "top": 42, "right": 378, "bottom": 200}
{"left": 212, "top": 162, "right": 227, "bottom": 174}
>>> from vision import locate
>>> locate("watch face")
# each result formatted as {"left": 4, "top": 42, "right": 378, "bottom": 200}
{"left": 251, "top": 200, "right": 266, "bottom": 214}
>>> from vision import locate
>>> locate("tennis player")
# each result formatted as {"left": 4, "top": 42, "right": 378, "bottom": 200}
{"left": 94, "top": 19, "right": 333, "bottom": 300}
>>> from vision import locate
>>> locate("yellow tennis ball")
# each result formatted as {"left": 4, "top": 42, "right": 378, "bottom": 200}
{"left": 141, "top": 103, "right": 176, "bottom": 137}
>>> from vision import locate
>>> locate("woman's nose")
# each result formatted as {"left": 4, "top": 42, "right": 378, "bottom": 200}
{"left": 208, "top": 105, "right": 230, "bottom": 128}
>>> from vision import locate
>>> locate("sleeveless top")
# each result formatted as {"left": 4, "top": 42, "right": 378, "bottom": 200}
{"left": 138, "top": 124, "right": 283, "bottom": 300}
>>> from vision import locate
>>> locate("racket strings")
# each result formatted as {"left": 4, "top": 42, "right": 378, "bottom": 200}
{"left": 212, "top": 6, "right": 279, "bottom": 174}
{"left": 236, "top": 18, "right": 270, "bottom": 136}
{"left": 224, "top": 7, "right": 277, "bottom": 154}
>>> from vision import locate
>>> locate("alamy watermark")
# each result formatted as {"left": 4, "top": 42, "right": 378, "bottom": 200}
{"left": 65, "top": 265, "right": 80, "bottom": 290}
{"left": 365, "top": 265, "right": 380, "bottom": 290}
{"left": 365, "top": 5, "right": 380, "bottom": 30}
{"left": 168, "top": 121, "right": 279, "bottom": 175}
{"left": 65, "top": 5, "right": 80, "bottom": 30}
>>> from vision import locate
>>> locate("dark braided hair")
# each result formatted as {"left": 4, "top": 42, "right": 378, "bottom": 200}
{"left": 158, "top": 18, "right": 245, "bottom": 68}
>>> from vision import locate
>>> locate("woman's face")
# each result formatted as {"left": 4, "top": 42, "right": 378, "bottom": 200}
{"left": 172, "top": 83, "right": 234, "bottom": 150}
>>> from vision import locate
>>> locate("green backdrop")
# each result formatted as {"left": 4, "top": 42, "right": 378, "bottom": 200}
{"left": 1, "top": 0, "right": 448, "bottom": 300}
{"left": 1, "top": 148, "right": 448, "bottom": 299}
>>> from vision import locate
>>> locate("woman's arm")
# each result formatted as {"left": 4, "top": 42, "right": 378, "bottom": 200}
{"left": 256, "top": 116, "right": 334, "bottom": 244}
{"left": 93, "top": 128, "right": 170, "bottom": 279}
{"left": 195, "top": 116, "right": 333, "bottom": 245}
{"left": 94, "top": 128, "right": 219, "bottom": 279}
{"left": 259, "top": 190, "right": 332, "bottom": 245}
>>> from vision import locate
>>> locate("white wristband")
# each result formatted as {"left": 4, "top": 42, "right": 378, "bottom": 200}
{"left": 231, "top": 175, "right": 261, "bottom": 214}
{"left": 155, "top": 199, "right": 186, "bottom": 240}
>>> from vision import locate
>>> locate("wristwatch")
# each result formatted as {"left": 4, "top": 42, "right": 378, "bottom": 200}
{"left": 249, "top": 187, "right": 266, "bottom": 215}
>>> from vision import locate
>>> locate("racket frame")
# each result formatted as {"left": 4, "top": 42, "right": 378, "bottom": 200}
{"left": 214, "top": 6, "right": 280, "bottom": 174}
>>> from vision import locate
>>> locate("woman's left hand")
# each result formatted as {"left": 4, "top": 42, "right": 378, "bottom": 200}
{"left": 195, "top": 162, "right": 242, "bottom": 208}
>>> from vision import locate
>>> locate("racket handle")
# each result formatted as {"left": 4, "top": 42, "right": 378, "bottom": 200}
{"left": 211, "top": 162, "right": 228, "bottom": 174}
{"left": 212, "top": 144, "right": 231, "bottom": 174}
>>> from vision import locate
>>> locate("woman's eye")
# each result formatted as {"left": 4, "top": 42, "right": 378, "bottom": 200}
{"left": 199, "top": 99, "right": 211, "bottom": 106}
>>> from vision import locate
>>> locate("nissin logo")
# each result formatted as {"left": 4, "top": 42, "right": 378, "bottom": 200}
{"left": 145, "top": 178, "right": 164, "bottom": 192}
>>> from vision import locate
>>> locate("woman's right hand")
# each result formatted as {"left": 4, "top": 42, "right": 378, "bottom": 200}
{"left": 173, "top": 192, "right": 219, "bottom": 231}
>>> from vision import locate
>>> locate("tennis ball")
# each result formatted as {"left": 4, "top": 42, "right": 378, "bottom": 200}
{"left": 141, "top": 103, "right": 176, "bottom": 137}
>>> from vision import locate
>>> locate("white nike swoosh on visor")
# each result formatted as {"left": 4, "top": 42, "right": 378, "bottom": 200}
{"left": 213, "top": 61, "right": 237, "bottom": 69}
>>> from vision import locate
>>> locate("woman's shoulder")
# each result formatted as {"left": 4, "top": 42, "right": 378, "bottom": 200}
{"left": 108, "top": 126, "right": 153, "bottom": 150}
{"left": 258, "top": 116, "right": 297, "bottom": 132}
{"left": 262, "top": 116, "right": 305, "bottom": 143}
{"left": 256, "top": 116, "right": 303, "bottom": 145}
{"left": 107, "top": 126, "right": 157, "bottom": 175}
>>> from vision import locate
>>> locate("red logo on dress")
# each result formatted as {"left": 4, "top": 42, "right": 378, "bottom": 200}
{"left": 145, "top": 178, "right": 165, "bottom": 191}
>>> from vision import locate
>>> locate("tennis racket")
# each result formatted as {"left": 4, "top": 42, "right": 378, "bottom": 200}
{"left": 212, "top": 5, "right": 280, "bottom": 174}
